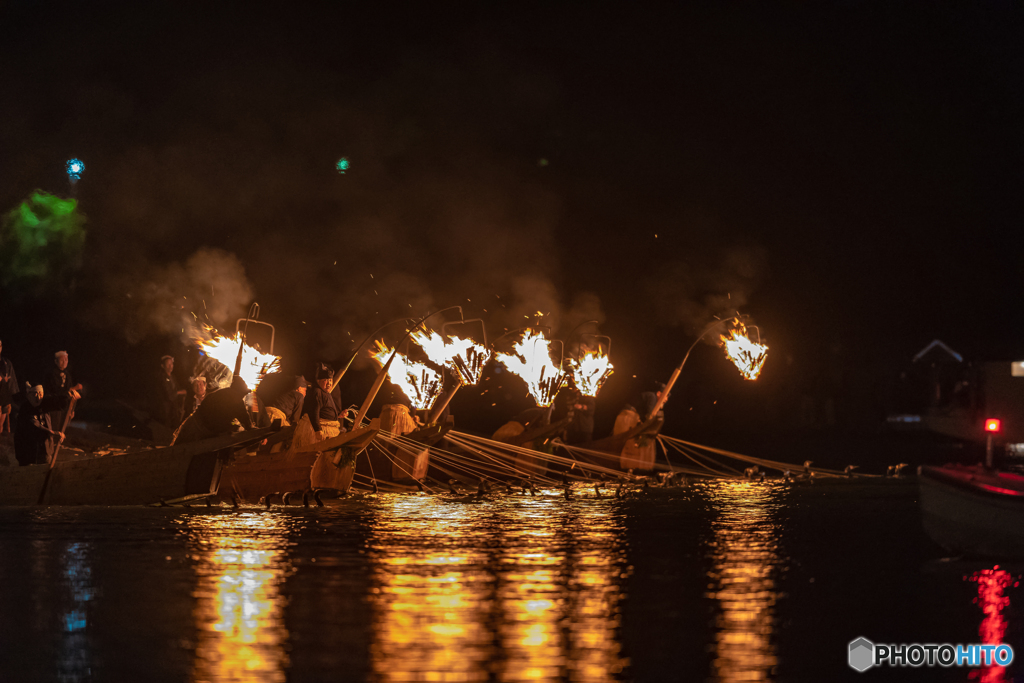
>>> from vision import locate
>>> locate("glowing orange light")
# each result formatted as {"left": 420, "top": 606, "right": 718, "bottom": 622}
{"left": 494, "top": 329, "right": 565, "bottom": 407}
{"left": 720, "top": 323, "right": 768, "bottom": 381}
{"left": 194, "top": 324, "right": 281, "bottom": 389}
{"left": 411, "top": 327, "right": 492, "bottom": 386}
{"left": 567, "top": 348, "right": 614, "bottom": 398}
{"left": 371, "top": 341, "right": 444, "bottom": 411}
{"left": 986, "top": 419, "right": 1002, "bottom": 433}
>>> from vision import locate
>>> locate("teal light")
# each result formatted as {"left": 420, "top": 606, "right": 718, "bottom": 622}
{"left": 336, "top": 157, "right": 350, "bottom": 174}
{"left": 66, "top": 158, "right": 85, "bottom": 181}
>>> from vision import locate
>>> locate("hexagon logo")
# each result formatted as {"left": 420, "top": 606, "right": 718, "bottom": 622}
{"left": 849, "top": 637, "right": 875, "bottom": 672}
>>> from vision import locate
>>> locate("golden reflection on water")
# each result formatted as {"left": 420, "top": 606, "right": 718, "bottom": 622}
{"left": 367, "top": 492, "right": 627, "bottom": 681}
{"left": 704, "top": 480, "right": 784, "bottom": 683}
{"left": 186, "top": 514, "right": 295, "bottom": 683}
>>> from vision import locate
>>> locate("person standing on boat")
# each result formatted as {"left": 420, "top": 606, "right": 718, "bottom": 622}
{"left": 565, "top": 395, "right": 596, "bottom": 444}
{"left": 184, "top": 376, "right": 207, "bottom": 419}
{"left": 171, "top": 376, "right": 253, "bottom": 445}
{"left": 293, "top": 364, "right": 342, "bottom": 449}
{"left": 13, "top": 383, "right": 78, "bottom": 466}
{"left": 157, "top": 355, "right": 186, "bottom": 428}
{"left": 0, "top": 339, "right": 18, "bottom": 434}
{"left": 612, "top": 381, "right": 666, "bottom": 438}
{"left": 43, "top": 351, "right": 81, "bottom": 435}
{"left": 266, "top": 376, "right": 306, "bottom": 426}
{"left": 631, "top": 381, "right": 666, "bottom": 422}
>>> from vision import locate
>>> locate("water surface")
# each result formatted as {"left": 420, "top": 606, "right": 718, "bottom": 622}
{"left": 0, "top": 479, "right": 1019, "bottom": 682}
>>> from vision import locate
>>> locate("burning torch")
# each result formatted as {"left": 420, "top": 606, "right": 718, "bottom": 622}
{"left": 352, "top": 306, "right": 465, "bottom": 427}
{"left": 646, "top": 314, "right": 768, "bottom": 423}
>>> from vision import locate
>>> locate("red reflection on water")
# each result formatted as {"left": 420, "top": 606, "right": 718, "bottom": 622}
{"left": 967, "top": 566, "right": 1016, "bottom": 683}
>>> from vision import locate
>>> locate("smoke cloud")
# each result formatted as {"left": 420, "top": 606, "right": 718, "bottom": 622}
{"left": 645, "top": 246, "right": 768, "bottom": 336}
{"left": 85, "top": 247, "right": 254, "bottom": 345}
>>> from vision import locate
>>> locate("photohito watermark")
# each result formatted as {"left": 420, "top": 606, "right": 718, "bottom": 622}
{"left": 848, "top": 637, "right": 1014, "bottom": 672}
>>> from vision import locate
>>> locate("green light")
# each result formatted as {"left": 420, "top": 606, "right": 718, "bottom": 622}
{"left": 1, "top": 190, "right": 86, "bottom": 293}
{"left": 336, "top": 157, "right": 350, "bottom": 174}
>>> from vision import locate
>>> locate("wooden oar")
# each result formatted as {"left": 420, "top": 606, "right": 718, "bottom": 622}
{"left": 36, "top": 395, "right": 78, "bottom": 504}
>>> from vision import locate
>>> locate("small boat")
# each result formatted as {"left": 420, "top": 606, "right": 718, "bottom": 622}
{"left": 219, "top": 419, "right": 380, "bottom": 503}
{"left": 0, "top": 425, "right": 280, "bottom": 506}
{"left": 918, "top": 464, "right": 1024, "bottom": 558}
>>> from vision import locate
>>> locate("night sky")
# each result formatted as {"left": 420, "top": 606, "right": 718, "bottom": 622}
{"left": 2, "top": 2, "right": 1023, "bottom": 438}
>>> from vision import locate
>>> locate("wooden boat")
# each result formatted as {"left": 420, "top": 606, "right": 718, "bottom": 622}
{"left": 500, "top": 408, "right": 663, "bottom": 476}
{"left": 0, "top": 425, "right": 280, "bottom": 506}
{"left": 460, "top": 405, "right": 661, "bottom": 481}
{"left": 489, "top": 410, "right": 571, "bottom": 479}
{"left": 918, "top": 464, "right": 1024, "bottom": 558}
{"left": 356, "top": 404, "right": 451, "bottom": 489}
{"left": 218, "top": 419, "right": 380, "bottom": 503}
{"left": 577, "top": 409, "right": 664, "bottom": 473}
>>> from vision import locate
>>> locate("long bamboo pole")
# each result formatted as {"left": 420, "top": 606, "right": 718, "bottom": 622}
{"left": 352, "top": 349, "right": 398, "bottom": 427}
{"left": 427, "top": 383, "right": 460, "bottom": 424}
{"left": 645, "top": 316, "right": 740, "bottom": 422}
{"left": 347, "top": 306, "right": 465, "bottom": 426}
{"left": 36, "top": 395, "right": 79, "bottom": 504}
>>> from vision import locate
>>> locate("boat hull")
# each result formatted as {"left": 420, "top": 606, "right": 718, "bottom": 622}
{"left": 919, "top": 465, "right": 1024, "bottom": 558}
{"left": 0, "top": 426, "right": 279, "bottom": 506}
{"left": 219, "top": 420, "right": 379, "bottom": 502}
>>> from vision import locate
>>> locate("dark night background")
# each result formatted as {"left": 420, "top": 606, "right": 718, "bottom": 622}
{"left": 2, "top": 2, "right": 1023, "bottom": 455}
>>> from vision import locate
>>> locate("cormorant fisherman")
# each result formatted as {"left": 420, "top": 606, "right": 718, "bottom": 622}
{"left": 0, "top": 338, "right": 19, "bottom": 434}
{"left": 14, "top": 383, "right": 78, "bottom": 466}
{"left": 156, "top": 354, "right": 186, "bottom": 428}
{"left": 612, "top": 381, "right": 666, "bottom": 439}
{"left": 171, "top": 376, "right": 252, "bottom": 445}
{"left": 266, "top": 376, "right": 307, "bottom": 427}
{"left": 565, "top": 394, "right": 596, "bottom": 444}
{"left": 629, "top": 381, "right": 666, "bottom": 423}
{"left": 293, "top": 364, "right": 343, "bottom": 448}
{"left": 184, "top": 376, "right": 207, "bottom": 418}
{"left": 43, "top": 350, "right": 81, "bottom": 435}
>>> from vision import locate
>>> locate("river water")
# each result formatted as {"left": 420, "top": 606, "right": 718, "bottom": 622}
{"left": 0, "top": 478, "right": 1018, "bottom": 682}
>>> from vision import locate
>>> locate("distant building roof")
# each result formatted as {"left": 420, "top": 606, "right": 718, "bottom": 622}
{"left": 913, "top": 339, "right": 963, "bottom": 364}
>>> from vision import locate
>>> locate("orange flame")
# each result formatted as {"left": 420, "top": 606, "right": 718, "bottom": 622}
{"left": 720, "top": 323, "right": 768, "bottom": 380}
{"left": 371, "top": 341, "right": 444, "bottom": 411}
{"left": 194, "top": 325, "right": 280, "bottom": 390}
{"left": 411, "top": 328, "right": 492, "bottom": 386}
{"left": 567, "top": 349, "right": 614, "bottom": 398}
{"left": 494, "top": 330, "right": 565, "bottom": 407}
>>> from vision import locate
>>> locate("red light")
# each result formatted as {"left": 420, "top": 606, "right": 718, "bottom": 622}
{"left": 985, "top": 419, "right": 1002, "bottom": 433}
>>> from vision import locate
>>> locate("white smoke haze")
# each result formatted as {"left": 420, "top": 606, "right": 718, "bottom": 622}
{"left": 645, "top": 246, "right": 768, "bottom": 339}
{"left": 87, "top": 247, "right": 254, "bottom": 345}
{"left": 64, "top": 52, "right": 764, "bottom": 366}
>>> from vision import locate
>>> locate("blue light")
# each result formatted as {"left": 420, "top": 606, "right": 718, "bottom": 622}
{"left": 66, "top": 158, "right": 85, "bottom": 181}
{"left": 336, "top": 157, "right": 350, "bottom": 174}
